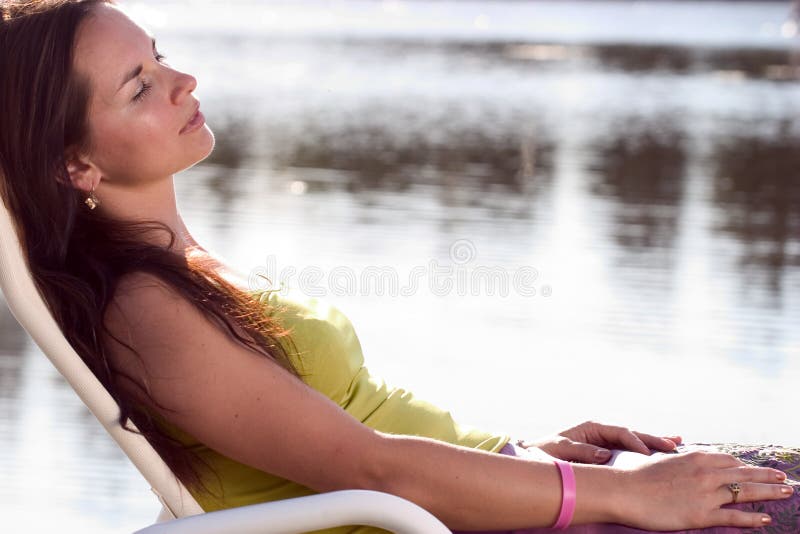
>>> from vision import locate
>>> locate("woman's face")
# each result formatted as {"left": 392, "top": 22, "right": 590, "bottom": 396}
{"left": 72, "top": 3, "right": 214, "bottom": 186}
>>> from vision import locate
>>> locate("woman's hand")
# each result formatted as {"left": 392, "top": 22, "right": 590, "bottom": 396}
{"left": 619, "top": 450, "right": 792, "bottom": 530}
{"left": 518, "top": 420, "right": 682, "bottom": 464}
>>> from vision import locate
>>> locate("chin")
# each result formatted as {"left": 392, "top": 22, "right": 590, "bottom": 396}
{"left": 197, "top": 125, "right": 216, "bottom": 162}
{"left": 182, "top": 125, "right": 216, "bottom": 169}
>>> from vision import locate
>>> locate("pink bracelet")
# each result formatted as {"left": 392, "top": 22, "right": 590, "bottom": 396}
{"left": 552, "top": 459, "right": 576, "bottom": 529}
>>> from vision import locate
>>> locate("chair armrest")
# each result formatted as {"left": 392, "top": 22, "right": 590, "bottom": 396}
{"left": 132, "top": 489, "right": 451, "bottom": 534}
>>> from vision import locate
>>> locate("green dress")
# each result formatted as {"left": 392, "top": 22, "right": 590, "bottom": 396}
{"left": 158, "top": 288, "right": 511, "bottom": 533}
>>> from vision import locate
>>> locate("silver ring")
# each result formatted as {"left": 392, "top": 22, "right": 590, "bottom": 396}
{"left": 728, "top": 482, "right": 741, "bottom": 504}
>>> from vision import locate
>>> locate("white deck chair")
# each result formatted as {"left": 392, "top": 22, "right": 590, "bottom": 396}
{"left": 0, "top": 198, "right": 451, "bottom": 534}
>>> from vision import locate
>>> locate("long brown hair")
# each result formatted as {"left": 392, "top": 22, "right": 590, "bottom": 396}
{"left": 0, "top": 0, "right": 305, "bottom": 495}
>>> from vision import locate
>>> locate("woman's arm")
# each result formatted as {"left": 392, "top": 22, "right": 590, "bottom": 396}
{"left": 370, "top": 433, "right": 791, "bottom": 531}
{"left": 370, "top": 433, "right": 623, "bottom": 529}
{"left": 102, "top": 273, "right": 788, "bottom": 531}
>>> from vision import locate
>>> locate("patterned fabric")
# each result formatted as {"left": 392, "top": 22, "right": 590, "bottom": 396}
{"left": 454, "top": 441, "right": 800, "bottom": 534}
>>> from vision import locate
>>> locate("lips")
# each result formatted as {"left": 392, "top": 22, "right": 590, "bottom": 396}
{"left": 180, "top": 103, "right": 204, "bottom": 134}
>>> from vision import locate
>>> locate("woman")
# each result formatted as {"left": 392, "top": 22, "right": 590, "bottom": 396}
{"left": 0, "top": 1, "right": 796, "bottom": 532}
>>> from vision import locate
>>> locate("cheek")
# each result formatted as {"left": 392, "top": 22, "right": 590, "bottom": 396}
{"left": 92, "top": 108, "right": 179, "bottom": 178}
{"left": 117, "top": 108, "right": 168, "bottom": 152}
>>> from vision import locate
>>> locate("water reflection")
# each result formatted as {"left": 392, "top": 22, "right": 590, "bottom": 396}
{"left": 187, "top": 115, "right": 257, "bottom": 257}
{"left": 0, "top": 304, "right": 29, "bottom": 356}
{"left": 710, "top": 118, "right": 800, "bottom": 294}
{"left": 587, "top": 118, "right": 687, "bottom": 254}
{"left": 0, "top": 301, "right": 29, "bottom": 417}
{"left": 265, "top": 107, "right": 556, "bottom": 198}
{"left": 203, "top": 115, "right": 252, "bottom": 170}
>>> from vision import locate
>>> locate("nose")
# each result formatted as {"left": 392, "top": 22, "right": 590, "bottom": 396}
{"left": 171, "top": 70, "right": 197, "bottom": 104}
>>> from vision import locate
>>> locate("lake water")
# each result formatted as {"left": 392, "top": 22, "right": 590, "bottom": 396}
{"left": 1, "top": 1, "right": 799, "bottom": 532}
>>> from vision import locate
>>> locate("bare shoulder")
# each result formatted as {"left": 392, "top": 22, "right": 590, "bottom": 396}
{"left": 100, "top": 271, "right": 227, "bottom": 397}
{"left": 106, "top": 269, "right": 249, "bottom": 329}
{"left": 108, "top": 270, "right": 183, "bottom": 316}
{"left": 103, "top": 272, "right": 191, "bottom": 359}
{"left": 99, "top": 271, "right": 387, "bottom": 493}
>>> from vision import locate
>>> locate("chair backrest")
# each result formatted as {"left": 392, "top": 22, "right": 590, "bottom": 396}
{"left": 0, "top": 197, "right": 204, "bottom": 518}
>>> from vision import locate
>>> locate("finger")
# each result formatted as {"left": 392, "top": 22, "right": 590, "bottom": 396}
{"left": 600, "top": 425, "right": 651, "bottom": 455}
{"left": 715, "top": 480, "right": 794, "bottom": 507}
{"left": 560, "top": 439, "right": 612, "bottom": 464}
{"left": 660, "top": 435, "right": 683, "bottom": 446}
{"left": 707, "top": 508, "right": 773, "bottom": 529}
{"left": 632, "top": 431, "right": 680, "bottom": 451}
{"left": 716, "top": 464, "right": 791, "bottom": 486}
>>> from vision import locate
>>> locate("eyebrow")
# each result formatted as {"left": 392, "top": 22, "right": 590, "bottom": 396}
{"left": 116, "top": 36, "right": 157, "bottom": 94}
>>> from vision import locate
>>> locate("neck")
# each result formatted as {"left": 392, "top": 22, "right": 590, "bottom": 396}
{"left": 95, "top": 176, "right": 203, "bottom": 254}
{"left": 89, "top": 175, "right": 253, "bottom": 287}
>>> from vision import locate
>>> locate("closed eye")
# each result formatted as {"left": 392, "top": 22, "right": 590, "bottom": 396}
{"left": 132, "top": 81, "right": 151, "bottom": 102}
{"left": 132, "top": 49, "right": 168, "bottom": 103}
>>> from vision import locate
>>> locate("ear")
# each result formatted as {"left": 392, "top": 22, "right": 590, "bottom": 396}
{"left": 63, "top": 151, "right": 102, "bottom": 192}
